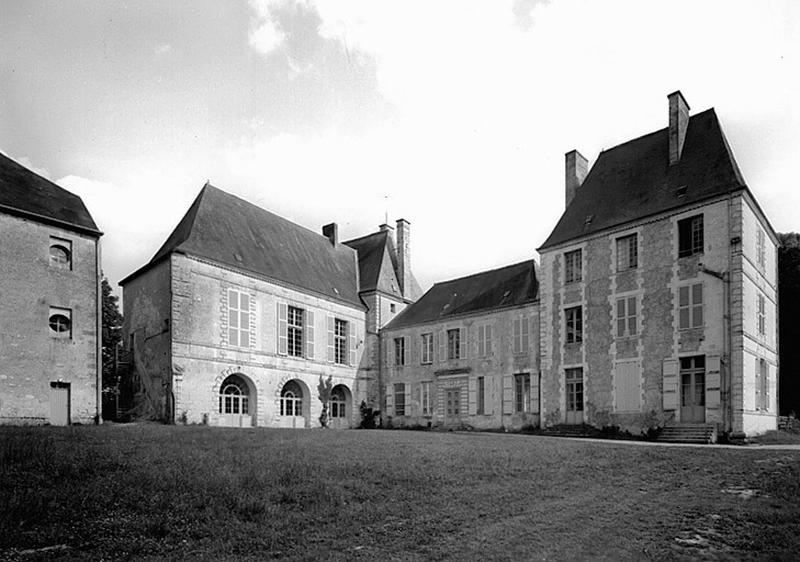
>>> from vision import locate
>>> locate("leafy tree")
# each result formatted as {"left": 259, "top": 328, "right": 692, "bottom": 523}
{"left": 318, "top": 374, "right": 333, "bottom": 428}
{"left": 778, "top": 233, "right": 800, "bottom": 415}
{"left": 102, "top": 277, "right": 124, "bottom": 392}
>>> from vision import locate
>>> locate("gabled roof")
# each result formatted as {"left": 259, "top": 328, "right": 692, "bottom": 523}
{"left": 0, "top": 152, "right": 100, "bottom": 235}
{"left": 385, "top": 259, "right": 538, "bottom": 330}
{"left": 344, "top": 230, "right": 424, "bottom": 302}
{"left": 539, "top": 108, "right": 746, "bottom": 250}
{"left": 121, "top": 184, "right": 362, "bottom": 308}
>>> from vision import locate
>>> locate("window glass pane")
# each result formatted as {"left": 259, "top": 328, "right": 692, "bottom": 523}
{"left": 628, "top": 317, "right": 637, "bottom": 335}
{"left": 617, "top": 319, "right": 625, "bottom": 338}
{"left": 679, "top": 309, "right": 689, "bottom": 329}
{"left": 692, "top": 306, "right": 702, "bottom": 327}
{"left": 229, "top": 328, "right": 238, "bottom": 347}
{"left": 628, "top": 297, "right": 637, "bottom": 316}
{"left": 241, "top": 311, "right": 249, "bottom": 331}
{"left": 240, "top": 293, "right": 249, "bottom": 310}
{"left": 692, "top": 284, "right": 702, "bottom": 304}
{"left": 679, "top": 286, "right": 689, "bottom": 306}
{"left": 617, "top": 299, "right": 625, "bottom": 316}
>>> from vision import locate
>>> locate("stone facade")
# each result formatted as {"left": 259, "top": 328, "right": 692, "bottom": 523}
{"left": 0, "top": 212, "right": 100, "bottom": 424}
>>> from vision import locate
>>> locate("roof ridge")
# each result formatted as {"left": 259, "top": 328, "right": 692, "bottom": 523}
{"left": 343, "top": 229, "right": 386, "bottom": 246}
{"left": 597, "top": 107, "right": 716, "bottom": 155}
{"left": 432, "top": 259, "right": 537, "bottom": 288}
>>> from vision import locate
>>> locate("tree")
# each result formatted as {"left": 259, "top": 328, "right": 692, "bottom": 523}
{"left": 778, "top": 233, "right": 800, "bottom": 415}
{"left": 318, "top": 375, "right": 333, "bottom": 428}
{"left": 102, "top": 277, "right": 124, "bottom": 392}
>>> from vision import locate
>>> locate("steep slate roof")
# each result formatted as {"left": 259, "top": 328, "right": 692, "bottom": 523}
{"left": 385, "top": 259, "right": 538, "bottom": 330}
{"left": 121, "top": 184, "right": 362, "bottom": 308}
{"left": 344, "top": 230, "right": 424, "bottom": 302}
{"left": 539, "top": 108, "right": 746, "bottom": 250}
{"left": 0, "top": 151, "right": 100, "bottom": 235}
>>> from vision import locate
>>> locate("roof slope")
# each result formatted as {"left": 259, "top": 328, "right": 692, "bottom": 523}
{"left": 540, "top": 108, "right": 746, "bottom": 250}
{"left": 344, "top": 230, "right": 424, "bottom": 302}
{"left": 0, "top": 152, "right": 100, "bottom": 234}
{"left": 385, "top": 259, "right": 538, "bottom": 330}
{"left": 121, "top": 184, "right": 362, "bottom": 308}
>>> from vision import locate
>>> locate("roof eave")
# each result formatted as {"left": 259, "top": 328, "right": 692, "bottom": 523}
{"left": 0, "top": 202, "right": 102, "bottom": 238}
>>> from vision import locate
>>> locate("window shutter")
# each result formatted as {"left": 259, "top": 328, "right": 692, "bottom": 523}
{"left": 521, "top": 316, "right": 530, "bottom": 350}
{"left": 404, "top": 385, "right": 411, "bottom": 415}
{"left": 476, "top": 325, "right": 484, "bottom": 357}
{"left": 755, "top": 357, "right": 761, "bottom": 409}
{"left": 439, "top": 330, "right": 446, "bottom": 362}
{"left": 468, "top": 377, "right": 477, "bottom": 415}
{"left": 513, "top": 317, "right": 522, "bottom": 353}
{"left": 706, "top": 354, "right": 721, "bottom": 409}
{"left": 305, "top": 310, "right": 315, "bottom": 359}
{"left": 764, "top": 361, "right": 769, "bottom": 411}
{"left": 327, "top": 316, "right": 335, "bottom": 363}
{"left": 385, "top": 336, "right": 392, "bottom": 367}
{"left": 531, "top": 373, "right": 540, "bottom": 414}
{"left": 487, "top": 325, "right": 494, "bottom": 356}
{"left": 277, "top": 302, "right": 288, "bottom": 356}
{"left": 459, "top": 328, "right": 466, "bottom": 359}
{"left": 349, "top": 322, "right": 357, "bottom": 366}
{"left": 502, "top": 375, "right": 513, "bottom": 415}
{"left": 385, "top": 384, "right": 393, "bottom": 416}
{"left": 662, "top": 359, "right": 678, "bottom": 410}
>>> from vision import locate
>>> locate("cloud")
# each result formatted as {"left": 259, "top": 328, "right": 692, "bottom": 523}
{"left": 13, "top": 155, "right": 51, "bottom": 180}
{"left": 248, "top": 0, "right": 286, "bottom": 56}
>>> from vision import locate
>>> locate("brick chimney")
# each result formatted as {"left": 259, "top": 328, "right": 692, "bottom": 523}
{"left": 668, "top": 90, "right": 690, "bottom": 165}
{"left": 322, "top": 222, "right": 338, "bottom": 245}
{"left": 395, "top": 219, "right": 410, "bottom": 295}
{"left": 565, "top": 149, "right": 588, "bottom": 208}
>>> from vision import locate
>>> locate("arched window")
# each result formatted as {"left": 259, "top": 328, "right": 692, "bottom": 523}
{"left": 219, "top": 375, "right": 249, "bottom": 414}
{"left": 49, "top": 239, "right": 72, "bottom": 269}
{"left": 330, "top": 386, "right": 347, "bottom": 418}
{"left": 281, "top": 380, "right": 303, "bottom": 416}
{"left": 49, "top": 307, "right": 72, "bottom": 337}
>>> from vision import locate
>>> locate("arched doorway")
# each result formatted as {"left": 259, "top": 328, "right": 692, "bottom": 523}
{"left": 218, "top": 373, "right": 255, "bottom": 427}
{"left": 329, "top": 384, "right": 352, "bottom": 429}
{"left": 279, "top": 379, "right": 310, "bottom": 428}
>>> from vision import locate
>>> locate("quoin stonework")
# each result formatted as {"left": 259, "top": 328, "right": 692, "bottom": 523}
{"left": 0, "top": 152, "right": 102, "bottom": 425}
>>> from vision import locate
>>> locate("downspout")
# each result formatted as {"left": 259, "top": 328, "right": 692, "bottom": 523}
{"left": 727, "top": 193, "right": 735, "bottom": 435}
{"left": 167, "top": 254, "right": 175, "bottom": 424}
{"left": 96, "top": 236, "right": 103, "bottom": 424}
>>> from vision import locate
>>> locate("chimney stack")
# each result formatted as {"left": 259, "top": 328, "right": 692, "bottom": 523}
{"left": 668, "top": 90, "right": 690, "bottom": 165}
{"left": 395, "top": 219, "right": 410, "bottom": 296}
{"left": 565, "top": 149, "right": 588, "bottom": 208}
{"left": 322, "top": 222, "right": 338, "bottom": 245}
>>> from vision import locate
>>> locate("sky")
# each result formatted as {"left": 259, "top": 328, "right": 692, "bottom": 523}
{"left": 1, "top": 0, "right": 799, "bottom": 298}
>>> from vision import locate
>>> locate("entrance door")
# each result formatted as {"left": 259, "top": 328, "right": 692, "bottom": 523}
{"left": 680, "top": 356, "right": 706, "bottom": 422}
{"left": 565, "top": 368, "right": 584, "bottom": 424}
{"left": 49, "top": 382, "right": 70, "bottom": 425}
{"left": 445, "top": 389, "right": 461, "bottom": 425}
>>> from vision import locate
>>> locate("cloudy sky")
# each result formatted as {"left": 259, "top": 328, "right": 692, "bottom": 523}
{"left": 1, "top": 0, "right": 799, "bottom": 296}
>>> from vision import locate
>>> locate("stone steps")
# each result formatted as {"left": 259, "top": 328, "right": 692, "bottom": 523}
{"left": 657, "top": 424, "right": 717, "bottom": 444}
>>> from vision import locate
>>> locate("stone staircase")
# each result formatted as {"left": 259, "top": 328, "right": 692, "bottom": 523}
{"left": 657, "top": 423, "right": 717, "bottom": 444}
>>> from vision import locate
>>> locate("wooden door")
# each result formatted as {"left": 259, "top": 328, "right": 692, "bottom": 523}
{"left": 445, "top": 389, "right": 461, "bottom": 425}
{"left": 49, "top": 382, "right": 70, "bottom": 426}
{"left": 565, "top": 368, "right": 583, "bottom": 424}
{"left": 680, "top": 356, "right": 706, "bottom": 422}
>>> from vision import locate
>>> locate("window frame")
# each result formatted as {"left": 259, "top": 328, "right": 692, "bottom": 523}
{"left": 227, "top": 289, "right": 251, "bottom": 348}
{"left": 421, "top": 333, "right": 433, "bottom": 364}
{"left": 565, "top": 306, "right": 583, "bottom": 344}
{"left": 756, "top": 227, "right": 766, "bottom": 270}
{"left": 421, "top": 381, "right": 432, "bottom": 416}
{"left": 678, "top": 215, "right": 704, "bottom": 258}
{"left": 334, "top": 318, "right": 348, "bottom": 365}
{"left": 757, "top": 293, "right": 766, "bottom": 337}
{"left": 447, "top": 328, "right": 461, "bottom": 360}
{"left": 49, "top": 237, "right": 72, "bottom": 270}
{"left": 616, "top": 295, "right": 638, "bottom": 338}
{"left": 287, "top": 305, "right": 304, "bottom": 357}
{"left": 616, "top": 234, "right": 638, "bottom": 271}
{"left": 564, "top": 249, "right": 583, "bottom": 284}
{"left": 477, "top": 376, "right": 485, "bottom": 415}
{"left": 678, "top": 283, "right": 703, "bottom": 330}
{"left": 49, "top": 307, "right": 72, "bottom": 338}
{"left": 394, "top": 336, "right": 406, "bottom": 366}
{"left": 565, "top": 367, "right": 584, "bottom": 412}
{"left": 514, "top": 373, "right": 530, "bottom": 413}
{"left": 394, "top": 383, "right": 406, "bottom": 416}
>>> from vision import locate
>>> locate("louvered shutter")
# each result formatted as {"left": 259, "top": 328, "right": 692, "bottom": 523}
{"left": 459, "top": 328, "right": 466, "bottom": 359}
{"left": 487, "top": 325, "right": 493, "bottom": 356}
{"left": 513, "top": 317, "right": 522, "bottom": 353}
{"left": 476, "top": 325, "right": 484, "bottom": 357}
{"left": 529, "top": 317, "right": 536, "bottom": 352}
{"left": 327, "top": 316, "right": 335, "bottom": 363}
{"left": 531, "top": 373, "right": 540, "bottom": 414}
{"left": 662, "top": 359, "right": 678, "bottom": 410}
{"left": 385, "top": 384, "right": 393, "bottom": 416}
{"left": 277, "top": 302, "right": 288, "bottom": 355}
{"left": 305, "top": 310, "right": 315, "bottom": 359}
{"left": 468, "top": 377, "right": 477, "bottom": 415}
{"left": 521, "top": 316, "right": 530, "bottom": 350}
{"left": 349, "top": 322, "right": 357, "bottom": 366}
{"left": 404, "top": 385, "right": 411, "bottom": 415}
{"left": 706, "top": 355, "right": 721, "bottom": 409}
{"left": 439, "top": 330, "right": 446, "bottom": 362}
{"left": 502, "top": 375, "right": 514, "bottom": 414}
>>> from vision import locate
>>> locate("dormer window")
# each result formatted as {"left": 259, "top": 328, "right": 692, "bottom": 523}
{"left": 676, "top": 185, "right": 687, "bottom": 198}
{"left": 49, "top": 237, "right": 72, "bottom": 269}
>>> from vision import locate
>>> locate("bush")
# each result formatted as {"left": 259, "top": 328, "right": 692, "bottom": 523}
{"left": 358, "top": 401, "right": 380, "bottom": 429}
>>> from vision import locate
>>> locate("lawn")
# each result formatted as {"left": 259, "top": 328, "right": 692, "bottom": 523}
{"left": 1, "top": 426, "right": 799, "bottom": 561}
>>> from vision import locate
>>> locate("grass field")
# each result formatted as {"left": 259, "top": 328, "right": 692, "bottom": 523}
{"left": 1, "top": 425, "right": 800, "bottom": 561}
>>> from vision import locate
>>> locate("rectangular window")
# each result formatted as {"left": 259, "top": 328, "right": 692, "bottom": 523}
{"left": 616, "top": 234, "right": 638, "bottom": 271}
{"left": 757, "top": 358, "right": 768, "bottom": 411}
{"left": 757, "top": 293, "right": 766, "bottom": 337}
{"left": 447, "top": 329, "right": 461, "bottom": 360}
{"left": 566, "top": 368, "right": 584, "bottom": 412}
{"left": 616, "top": 296, "right": 638, "bottom": 337}
{"left": 421, "top": 381, "right": 431, "bottom": 415}
{"left": 394, "top": 383, "right": 406, "bottom": 416}
{"left": 477, "top": 325, "right": 493, "bottom": 357}
{"left": 678, "top": 284, "right": 703, "bottom": 329}
{"left": 514, "top": 373, "right": 530, "bottom": 413}
{"left": 564, "top": 249, "right": 583, "bottom": 283}
{"left": 477, "top": 376, "right": 485, "bottom": 415}
{"left": 757, "top": 227, "right": 766, "bottom": 270}
{"left": 334, "top": 319, "right": 347, "bottom": 364}
{"left": 565, "top": 306, "right": 583, "bottom": 344}
{"left": 394, "top": 337, "right": 406, "bottom": 366}
{"left": 421, "top": 333, "right": 433, "bottom": 364}
{"left": 227, "top": 289, "right": 250, "bottom": 348}
{"left": 287, "top": 306, "right": 304, "bottom": 357}
{"left": 513, "top": 316, "right": 530, "bottom": 354}
{"left": 678, "top": 215, "right": 704, "bottom": 257}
